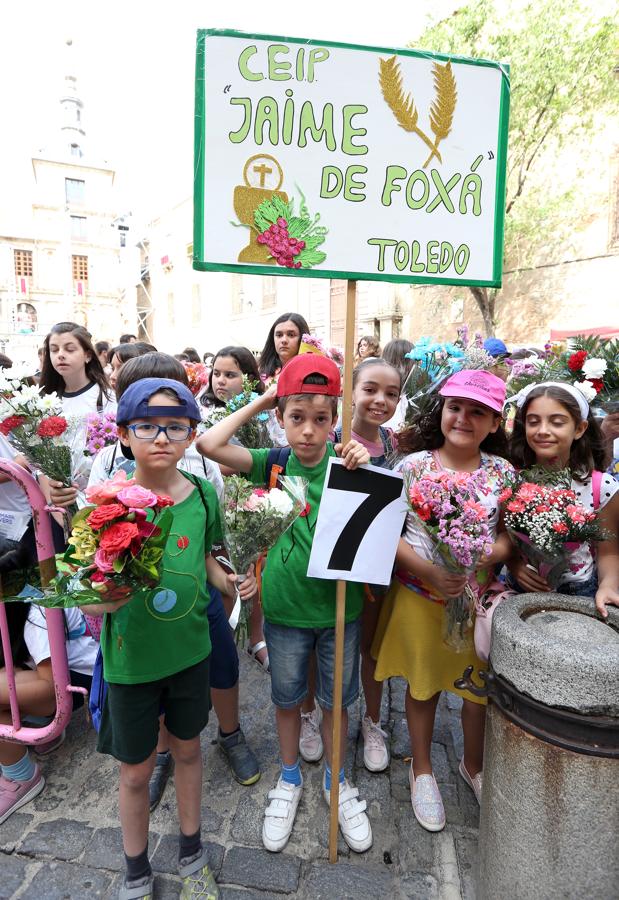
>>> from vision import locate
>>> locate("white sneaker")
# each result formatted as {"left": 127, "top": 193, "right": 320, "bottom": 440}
{"left": 299, "top": 706, "right": 323, "bottom": 762}
{"left": 361, "top": 716, "right": 389, "bottom": 772}
{"left": 262, "top": 776, "right": 303, "bottom": 852}
{"left": 322, "top": 774, "right": 373, "bottom": 853}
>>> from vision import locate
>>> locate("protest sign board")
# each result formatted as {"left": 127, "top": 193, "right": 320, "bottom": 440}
{"left": 307, "top": 460, "right": 406, "bottom": 585}
{"left": 194, "top": 30, "right": 510, "bottom": 287}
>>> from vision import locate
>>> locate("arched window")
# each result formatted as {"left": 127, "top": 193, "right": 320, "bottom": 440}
{"left": 16, "top": 302, "right": 37, "bottom": 333}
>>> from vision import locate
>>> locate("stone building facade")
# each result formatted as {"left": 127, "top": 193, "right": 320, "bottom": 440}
{"left": 0, "top": 41, "right": 138, "bottom": 363}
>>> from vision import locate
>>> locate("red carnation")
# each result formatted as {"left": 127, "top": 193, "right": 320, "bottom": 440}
{"left": 0, "top": 415, "right": 26, "bottom": 436}
{"left": 567, "top": 350, "right": 587, "bottom": 372}
{"left": 589, "top": 379, "right": 604, "bottom": 394}
{"left": 156, "top": 494, "right": 174, "bottom": 508}
{"left": 86, "top": 502, "right": 127, "bottom": 531}
{"left": 99, "top": 521, "right": 139, "bottom": 554}
{"left": 36, "top": 415, "right": 68, "bottom": 438}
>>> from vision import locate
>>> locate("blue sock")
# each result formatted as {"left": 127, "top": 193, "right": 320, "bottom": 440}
{"left": 281, "top": 759, "right": 302, "bottom": 786}
{"left": 324, "top": 764, "right": 345, "bottom": 791}
{"left": 1, "top": 750, "right": 36, "bottom": 782}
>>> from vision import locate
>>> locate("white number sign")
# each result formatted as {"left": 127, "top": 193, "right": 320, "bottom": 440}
{"left": 307, "top": 459, "right": 406, "bottom": 584}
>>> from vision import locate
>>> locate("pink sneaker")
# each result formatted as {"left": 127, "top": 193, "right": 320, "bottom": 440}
{"left": 0, "top": 765, "right": 45, "bottom": 825}
{"left": 32, "top": 729, "right": 66, "bottom": 757}
{"left": 459, "top": 759, "right": 483, "bottom": 805}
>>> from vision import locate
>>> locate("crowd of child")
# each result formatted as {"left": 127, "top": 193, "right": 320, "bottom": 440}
{"left": 0, "top": 317, "right": 617, "bottom": 900}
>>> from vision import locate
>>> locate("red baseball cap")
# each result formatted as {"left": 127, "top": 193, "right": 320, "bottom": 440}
{"left": 276, "top": 353, "right": 341, "bottom": 398}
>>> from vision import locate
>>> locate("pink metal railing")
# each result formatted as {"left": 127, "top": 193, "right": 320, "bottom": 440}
{"left": 0, "top": 459, "right": 86, "bottom": 745}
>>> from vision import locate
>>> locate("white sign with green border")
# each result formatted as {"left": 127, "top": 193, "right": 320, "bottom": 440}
{"left": 194, "top": 30, "right": 510, "bottom": 287}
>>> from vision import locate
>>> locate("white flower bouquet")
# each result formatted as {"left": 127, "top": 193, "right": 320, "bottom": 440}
{"left": 220, "top": 475, "right": 308, "bottom": 578}
{"left": 0, "top": 383, "right": 85, "bottom": 514}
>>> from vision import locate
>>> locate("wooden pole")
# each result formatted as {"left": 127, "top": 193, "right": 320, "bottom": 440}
{"left": 328, "top": 279, "right": 357, "bottom": 863}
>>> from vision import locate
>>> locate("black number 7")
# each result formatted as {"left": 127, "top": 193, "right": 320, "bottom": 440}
{"left": 327, "top": 466, "right": 404, "bottom": 570}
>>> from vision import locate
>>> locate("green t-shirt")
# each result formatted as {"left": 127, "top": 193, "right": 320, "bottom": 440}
{"left": 248, "top": 444, "right": 364, "bottom": 628}
{"left": 101, "top": 477, "right": 220, "bottom": 684}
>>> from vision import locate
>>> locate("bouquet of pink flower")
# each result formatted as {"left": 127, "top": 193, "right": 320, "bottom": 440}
{"left": 404, "top": 465, "right": 493, "bottom": 650}
{"left": 3, "top": 471, "right": 174, "bottom": 607}
{"left": 299, "top": 334, "right": 344, "bottom": 366}
{"left": 183, "top": 362, "right": 210, "bottom": 396}
{"left": 501, "top": 471, "right": 607, "bottom": 588}
{"left": 84, "top": 411, "right": 118, "bottom": 456}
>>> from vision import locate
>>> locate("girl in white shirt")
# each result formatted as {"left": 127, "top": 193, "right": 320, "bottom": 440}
{"left": 507, "top": 382, "right": 619, "bottom": 617}
{"left": 39, "top": 322, "right": 116, "bottom": 497}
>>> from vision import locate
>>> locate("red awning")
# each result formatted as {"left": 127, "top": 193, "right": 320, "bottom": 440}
{"left": 549, "top": 326, "right": 619, "bottom": 340}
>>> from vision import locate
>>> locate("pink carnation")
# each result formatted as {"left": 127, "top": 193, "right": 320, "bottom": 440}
{"left": 565, "top": 504, "right": 587, "bottom": 524}
{"left": 517, "top": 483, "right": 542, "bottom": 503}
{"left": 243, "top": 491, "right": 267, "bottom": 512}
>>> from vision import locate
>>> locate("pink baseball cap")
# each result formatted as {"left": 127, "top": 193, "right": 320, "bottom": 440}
{"left": 439, "top": 369, "right": 506, "bottom": 413}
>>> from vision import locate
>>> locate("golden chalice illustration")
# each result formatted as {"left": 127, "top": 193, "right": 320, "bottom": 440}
{"left": 234, "top": 154, "right": 289, "bottom": 263}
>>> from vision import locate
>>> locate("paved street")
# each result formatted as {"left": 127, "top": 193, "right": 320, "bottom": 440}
{"left": 0, "top": 655, "right": 479, "bottom": 899}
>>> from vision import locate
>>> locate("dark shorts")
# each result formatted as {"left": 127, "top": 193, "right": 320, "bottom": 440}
{"left": 207, "top": 587, "right": 239, "bottom": 690}
{"left": 97, "top": 656, "right": 210, "bottom": 764}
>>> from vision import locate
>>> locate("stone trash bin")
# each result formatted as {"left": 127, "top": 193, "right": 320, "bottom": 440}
{"left": 457, "top": 593, "right": 619, "bottom": 900}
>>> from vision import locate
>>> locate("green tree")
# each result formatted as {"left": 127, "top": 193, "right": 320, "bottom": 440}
{"left": 417, "top": 0, "right": 619, "bottom": 335}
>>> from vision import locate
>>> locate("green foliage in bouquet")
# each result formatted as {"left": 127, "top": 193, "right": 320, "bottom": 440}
{"left": 204, "top": 375, "right": 272, "bottom": 449}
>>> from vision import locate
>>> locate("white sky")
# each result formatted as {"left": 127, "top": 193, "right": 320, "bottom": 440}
{"left": 1, "top": 0, "right": 459, "bottom": 226}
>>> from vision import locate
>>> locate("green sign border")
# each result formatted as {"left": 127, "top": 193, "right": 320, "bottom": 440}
{"left": 194, "top": 29, "right": 510, "bottom": 288}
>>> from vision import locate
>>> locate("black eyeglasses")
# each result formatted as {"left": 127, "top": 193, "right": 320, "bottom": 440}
{"left": 127, "top": 423, "right": 193, "bottom": 442}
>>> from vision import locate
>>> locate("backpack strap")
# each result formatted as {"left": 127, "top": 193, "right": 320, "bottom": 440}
{"left": 265, "top": 447, "right": 291, "bottom": 489}
{"left": 107, "top": 442, "right": 119, "bottom": 477}
{"left": 184, "top": 472, "right": 210, "bottom": 518}
{"left": 591, "top": 470, "right": 603, "bottom": 510}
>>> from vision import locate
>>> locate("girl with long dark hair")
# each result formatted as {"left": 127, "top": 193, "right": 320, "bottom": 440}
{"left": 201, "top": 346, "right": 264, "bottom": 413}
{"left": 257, "top": 312, "right": 309, "bottom": 379}
{"left": 39, "top": 322, "right": 114, "bottom": 415}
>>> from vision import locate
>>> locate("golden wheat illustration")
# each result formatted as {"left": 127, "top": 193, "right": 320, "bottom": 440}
{"left": 424, "top": 61, "right": 457, "bottom": 167}
{"left": 379, "top": 56, "right": 440, "bottom": 163}
{"left": 379, "top": 56, "right": 458, "bottom": 167}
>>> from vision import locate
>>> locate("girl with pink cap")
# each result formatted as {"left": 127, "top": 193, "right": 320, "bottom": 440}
{"left": 372, "top": 369, "right": 514, "bottom": 832}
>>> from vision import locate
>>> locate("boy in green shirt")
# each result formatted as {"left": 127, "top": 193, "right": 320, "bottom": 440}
{"left": 88, "top": 378, "right": 256, "bottom": 900}
{"left": 197, "top": 354, "right": 374, "bottom": 854}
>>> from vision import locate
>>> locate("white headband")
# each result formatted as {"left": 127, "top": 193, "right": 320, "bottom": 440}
{"left": 506, "top": 381, "right": 590, "bottom": 420}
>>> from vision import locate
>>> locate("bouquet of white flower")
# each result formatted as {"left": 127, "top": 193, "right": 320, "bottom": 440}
{"left": 0, "top": 382, "right": 82, "bottom": 513}
{"left": 219, "top": 474, "right": 308, "bottom": 643}
{"left": 220, "top": 475, "right": 308, "bottom": 577}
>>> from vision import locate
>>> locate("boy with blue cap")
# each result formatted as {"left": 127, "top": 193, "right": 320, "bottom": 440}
{"left": 87, "top": 378, "right": 256, "bottom": 900}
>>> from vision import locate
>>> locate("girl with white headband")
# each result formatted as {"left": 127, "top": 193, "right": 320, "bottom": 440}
{"left": 507, "top": 382, "right": 619, "bottom": 616}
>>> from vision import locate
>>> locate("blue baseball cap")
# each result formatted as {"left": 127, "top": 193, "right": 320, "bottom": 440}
{"left": 116, "top": 378, "right": 201, "bottom": 426}
{"left": 483, "top": 337, "right": 508, "bottom": 357}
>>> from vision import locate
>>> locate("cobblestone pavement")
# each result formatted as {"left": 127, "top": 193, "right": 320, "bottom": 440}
{"left": 0, "top": 655, "right": 479, "bottom": 899}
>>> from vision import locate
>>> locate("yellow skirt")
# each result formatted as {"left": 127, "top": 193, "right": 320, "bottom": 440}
{"left": 372, "top": 581, "right": 487, "bottom": 705}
